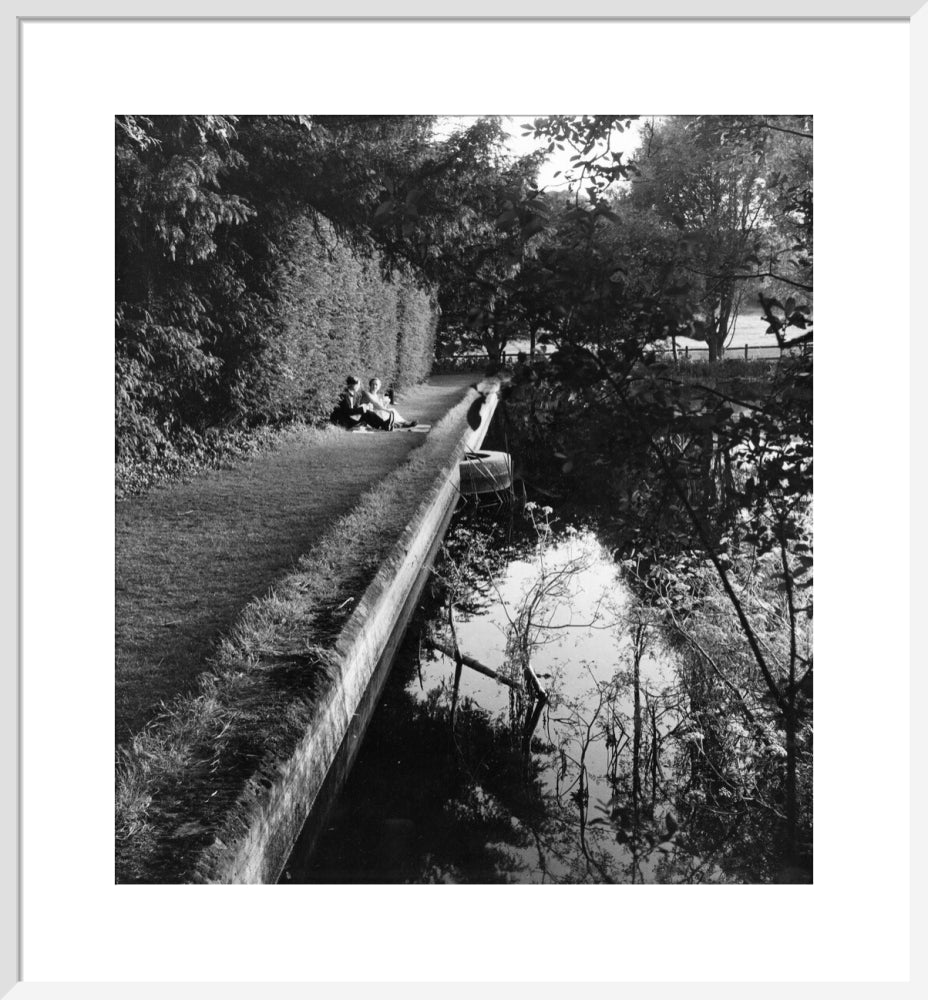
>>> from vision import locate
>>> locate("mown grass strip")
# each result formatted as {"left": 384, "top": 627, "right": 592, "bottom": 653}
{"left": 116, "top": 377, "right": 473, "bottom": 744}
{"left": 115, "top": 386, "right": 485, "bottom": 883}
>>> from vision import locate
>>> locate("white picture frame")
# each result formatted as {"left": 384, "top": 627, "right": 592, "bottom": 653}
{"left": 6, "top": 1, "right": 924, "bottom": 993}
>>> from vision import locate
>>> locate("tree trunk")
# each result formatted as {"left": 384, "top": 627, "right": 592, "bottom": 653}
{"left": 785, "top": 705, "right": 798, "bottom": 857}
{"left": 632, "top": 626, "right": 643, "bottom": 826}
{"left": 650, "top": 701, "right": 658, "bottom": 813}
{"left": 709, "top": 288, "right": 734, "bottom": 361}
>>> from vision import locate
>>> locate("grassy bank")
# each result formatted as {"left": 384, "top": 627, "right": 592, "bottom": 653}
{"left": 116, "top": 377, "right": 472, "bottom": 744}
{"left": 667, "top": 355, "right": 777, "bottom": 383}
{"left": 116, "top": 420, "right": 322, "bottom": 501}
{"left": 116, "top": 383, "right": 488, "bottom": 883}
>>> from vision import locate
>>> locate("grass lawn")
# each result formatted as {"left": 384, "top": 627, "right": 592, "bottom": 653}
{"left": 116, "top": 375, "right": 475, "bottom": 745}
{"left": 116, "top": 378, "right": 492, "bottom": 882}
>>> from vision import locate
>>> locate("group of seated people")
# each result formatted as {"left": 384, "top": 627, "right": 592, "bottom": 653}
{"left": 330, "top": 375, "right": 418, "bottom": 432}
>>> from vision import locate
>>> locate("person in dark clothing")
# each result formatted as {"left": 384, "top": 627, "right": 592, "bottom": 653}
{"left": 331, "top": 375, "right": 394, "bottom": 431}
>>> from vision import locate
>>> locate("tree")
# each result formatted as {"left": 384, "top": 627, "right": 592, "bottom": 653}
{"left": 678, "top": 115, "right": 814, "bottom": 344}
{"left": 402, "top": 126, "right": 548, "bottom": 362}
{"left": 627, "top": 116, "right": 772, "bottom": 360}
{"left": 523, "top": 114, "right": 813, "bottom": 360}
{"left": 535, "top": 195, "right": 696, "bottom": 353}
{"left": 116, "top": 115, "right": 256, "bottom": 458}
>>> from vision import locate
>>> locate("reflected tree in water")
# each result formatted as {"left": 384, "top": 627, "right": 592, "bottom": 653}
{"left": 302, "top": 498, "right": 807, "bottom": 884}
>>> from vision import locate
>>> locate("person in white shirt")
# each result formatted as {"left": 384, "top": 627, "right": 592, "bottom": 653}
{"left": 360, "top": 378, "right": 417, "bottom": 428}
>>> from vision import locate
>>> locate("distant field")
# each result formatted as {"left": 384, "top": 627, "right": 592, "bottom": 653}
{"left": 680, "top": 313, "right": 776, "bottom": 350}
{"left": 651, "top": 314, "right": 783, "bottom": 351}
{"left": 503, "top": 313, "right": 794, "bottom": 358}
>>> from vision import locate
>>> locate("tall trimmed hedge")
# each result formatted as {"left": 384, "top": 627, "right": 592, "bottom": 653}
{"left": 117, "top": 209, "right": 437, "bottom": 460}
{"left": 237, "top": 214, "right": 436, "bottom": 426}
{"left": 395, "top": 281, "right": 439, "bottom": 390}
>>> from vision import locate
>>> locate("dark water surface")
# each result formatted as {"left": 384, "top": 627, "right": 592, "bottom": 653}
{"left": 282, "top": 501, "right": 776, "bottom": 884}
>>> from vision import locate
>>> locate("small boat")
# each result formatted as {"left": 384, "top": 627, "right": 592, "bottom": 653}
{"left": 459, "top": 450, "right": 513, "bottom": 495}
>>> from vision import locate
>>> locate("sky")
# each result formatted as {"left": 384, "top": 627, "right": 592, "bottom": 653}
{"left": 433, "top": 114, "right": 648, "bottom": 192}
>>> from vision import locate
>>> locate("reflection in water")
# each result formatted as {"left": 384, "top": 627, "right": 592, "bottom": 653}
{"left": 283, "top": 503, "right": 777, "bottom": 884}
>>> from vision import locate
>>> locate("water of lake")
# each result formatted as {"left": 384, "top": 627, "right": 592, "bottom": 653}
{"left": 282, "top": 501, "right": 776, "bottom": 884}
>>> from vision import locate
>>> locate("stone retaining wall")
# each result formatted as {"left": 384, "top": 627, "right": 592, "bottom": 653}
{"left": 201, "top": 384, "right": 500, "bottom": 883}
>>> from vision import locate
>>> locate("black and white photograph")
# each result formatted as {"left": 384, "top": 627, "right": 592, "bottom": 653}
{"left": 114, "top": 113, "right": 813, "bottom": 885}
{"left": 12, "top": 7, "right": 919, "bottom": 989}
